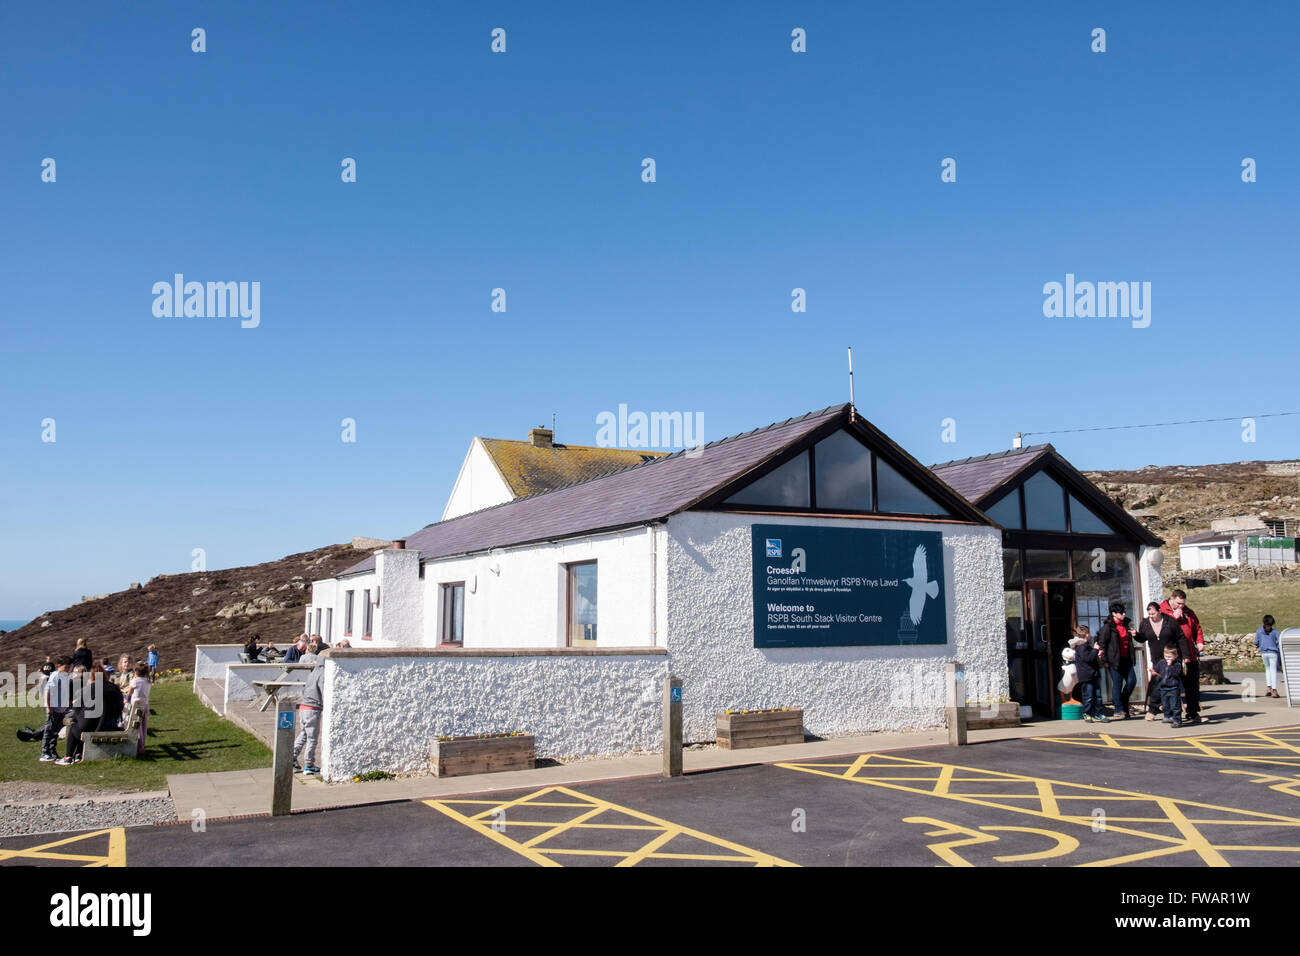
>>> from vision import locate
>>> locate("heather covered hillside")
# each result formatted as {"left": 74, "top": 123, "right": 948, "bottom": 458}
{"left": 0, "top": 544, "right": 364, "bottom": 674}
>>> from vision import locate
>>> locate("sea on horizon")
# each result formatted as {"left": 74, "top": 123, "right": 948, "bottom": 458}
{"left": 0, "top": 620, "right": 29, "bottom": 631}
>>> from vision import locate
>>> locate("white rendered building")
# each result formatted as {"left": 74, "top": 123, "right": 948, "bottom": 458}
{"left": 307, "top": 404, "right": 1007, "bottom": 780}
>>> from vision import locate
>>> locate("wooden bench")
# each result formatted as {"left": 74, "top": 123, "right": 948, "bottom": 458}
{"left": 82, "top": 701, "right": 146, "bottom": 761}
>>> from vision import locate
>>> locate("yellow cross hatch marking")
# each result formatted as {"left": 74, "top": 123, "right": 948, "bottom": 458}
{"left": 1034, "top": 726, "right": 1300, "bottom": 770}
{"left": 776, "top": 752, "right": 1300, "bottom": 867}
{"left": 0, "top": 828, "right": 126, "bottom": 867}
{"left": 424, "top": 785, "right": 797, "bottom": 867}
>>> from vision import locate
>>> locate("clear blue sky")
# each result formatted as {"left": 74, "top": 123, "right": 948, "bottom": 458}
{"left": 2, "top": 1, "right": 1297, "bottom": 619}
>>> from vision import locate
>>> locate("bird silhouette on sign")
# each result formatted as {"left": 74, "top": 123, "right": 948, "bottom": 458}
{"left": 903, "top": 545, "right": 939, "bottom": 625}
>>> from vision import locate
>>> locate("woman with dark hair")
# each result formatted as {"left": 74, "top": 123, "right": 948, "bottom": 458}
{"left": 1138, "top": 601, "right": 1182, "bottom": 719}
{"left": 1097, "top": 602, "right": 1136, "bottom": 718}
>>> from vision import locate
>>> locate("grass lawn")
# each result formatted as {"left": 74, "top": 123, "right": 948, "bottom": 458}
{"left": 1, "top": 680, "right": 270, "bottom": 791}
{"left": 1183, "top": 579, "right": 1300, "bottom": 634}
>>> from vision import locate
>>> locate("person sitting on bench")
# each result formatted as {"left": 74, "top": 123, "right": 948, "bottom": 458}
{"left": 59, "top": 664, "right": 124, "bottom": 765}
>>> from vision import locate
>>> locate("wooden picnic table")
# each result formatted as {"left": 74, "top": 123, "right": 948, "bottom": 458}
{"left": 252, "top": 680, "right": 306, "bottom": 712}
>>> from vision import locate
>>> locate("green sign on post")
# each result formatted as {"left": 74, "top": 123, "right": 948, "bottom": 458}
{"left": 752, "top": 524, "right": 948, "bottom": 648}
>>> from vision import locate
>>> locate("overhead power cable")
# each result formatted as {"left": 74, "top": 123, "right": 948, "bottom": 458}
{"left": 1021, "top": 411, "right": 1300, "bottom": 438}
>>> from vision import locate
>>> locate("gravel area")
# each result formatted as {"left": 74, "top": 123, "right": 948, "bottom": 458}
{"left": 0, "top": 785, "right": 176, "bottom": 838}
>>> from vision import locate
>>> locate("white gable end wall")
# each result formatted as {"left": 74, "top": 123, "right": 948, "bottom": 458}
{"left": 664, "top": 511, "right": 1004, "bottom": 743}
{"left": 443, "top": 438, "right": 514, "bottom": 520}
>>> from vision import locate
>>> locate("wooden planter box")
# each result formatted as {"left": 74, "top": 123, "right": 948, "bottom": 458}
{"left": 429, "top": 734, "right": 535, "bottom": 777}
{"left": 716, "top": 709, "right": 804, "bottom": 750}
{"left": 966, "top": 701, "right": 1022, "bottom": 731}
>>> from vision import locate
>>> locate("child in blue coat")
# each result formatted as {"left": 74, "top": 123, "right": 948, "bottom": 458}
{"left": 1073, "top": 626, "right": 1108, "bottom": 722}
{"left": 1151, "top": 644, "right": 1185, "bottom": 728}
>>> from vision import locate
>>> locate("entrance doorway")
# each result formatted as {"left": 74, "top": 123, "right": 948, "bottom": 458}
{"left": 1022, "top": 579, "right": 1075, "bottom": 718}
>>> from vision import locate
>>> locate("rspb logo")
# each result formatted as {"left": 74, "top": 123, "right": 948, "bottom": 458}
{"left": 765, "top": 538, "right": 782, "bottom": 558}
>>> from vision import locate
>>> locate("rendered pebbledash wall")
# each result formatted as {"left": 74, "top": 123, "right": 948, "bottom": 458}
{"left": 318, "top": 648, "right": 668, "bottom": 781}
{"left": 664, "top": 511, "right": 1005, "bottom": 742}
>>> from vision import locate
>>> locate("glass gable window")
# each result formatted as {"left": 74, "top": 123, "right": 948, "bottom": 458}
{"left": 1022, "top": 471, "right": 1066, "bottom": 531}
{"left": 725, "top": 451, "right": 810, "bottom": 508}
{"left": 1068, "top": 494, "right": 1113, "bottom": 534}
{"left": 985, "top": 491, "right": 1022, "bottom": 529}
{"left": 813, "top": 431, "right": 872, "bottom": 511}
{"left": 876, "top": 458, "right": 948, "bottom": 516}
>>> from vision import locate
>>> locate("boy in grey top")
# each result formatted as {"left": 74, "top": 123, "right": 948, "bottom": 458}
{"left": 40, "top": 657, "right": 73, "bottom": 761}
{"left": 293, "top": 644, "right": 325, "bottom": 774}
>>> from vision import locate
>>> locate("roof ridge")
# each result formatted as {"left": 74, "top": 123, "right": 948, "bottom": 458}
{"left": 930, "top": 443, "right": 1052, "bottom": 470}
{"left": 480, "top": 437, "right": 669, "bottom": 456}
{"left": 402, "top": 403, "right": 849, "bottom": 537}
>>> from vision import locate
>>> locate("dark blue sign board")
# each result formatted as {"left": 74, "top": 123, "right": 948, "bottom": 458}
{"left": 670, "top": 686, "right": 682, "bottom": 702}
{"left": 753, "top": 524, "right": 948, "bottom": 648}
{"left": 277, "top": 711, "right": 295, "bottom": 730}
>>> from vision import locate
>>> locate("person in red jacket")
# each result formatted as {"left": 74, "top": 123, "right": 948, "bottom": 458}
{"left": 1160, "top": 589, "right": 1205, "bottom": 723}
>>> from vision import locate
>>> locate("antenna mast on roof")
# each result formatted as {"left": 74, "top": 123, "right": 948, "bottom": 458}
{"left": 847, "top": 347, "right": 856, "bottom": 422}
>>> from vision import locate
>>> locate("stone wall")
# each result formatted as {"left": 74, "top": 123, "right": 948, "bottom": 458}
{"left": 1202, "top": 633, "right": 1266, "bottom": 668}
{"left": 1162, "top": 563, "right": 1295, "bottom": 589}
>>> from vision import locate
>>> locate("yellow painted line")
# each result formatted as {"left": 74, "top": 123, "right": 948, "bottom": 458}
{"left": 520, "top": 804, "right": 607, "bottom": 848}
{"left": 902, "top": 817, "right": 998, "bottom": 867}
{"left": 615, "top": 828, "right": 679, "bottom": 867}
{"left": 462, "top": 787, "right": 585, "bottom": 823}
{"left": 1254, "top": 732, "right": 1300, "bottom": 757}
{"left": 481, "top": 821, "right": 664, "bottom": 831}
{"left": 778, "top": 753, "right": 1300, "bottom": 866}
{"left": 423, "top": 798, "right": 560, "bottom": 867}
{"left": 1154, "top": 797, "right": 1229, "bottom": 867}
{"left": 424, "top": 785, "right": 797, "bottom": 867}
{"left": 1076, "top": 844, "right": 1190, "bottom": 867}
{"left": 0, "top": 828, "right": 125, "bottom": 868}
{"left": 1036, "top": 727, "right": 1300, "bottom": 763}
{"left": 983, "top": 826, "right": 1080, "bottom": 862}
{"left": 437, "top": 799, "right": 595, "bottom": 809}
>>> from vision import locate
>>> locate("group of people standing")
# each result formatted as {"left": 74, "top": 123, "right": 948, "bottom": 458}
{"left": 1070, "top": 588, "right": 1236, "bottom": 727}
{"left": 38, "top": 639, "right": 158, "bottom": 765}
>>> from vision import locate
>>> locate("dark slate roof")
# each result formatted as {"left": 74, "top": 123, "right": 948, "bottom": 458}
{"left": 932, "top": 444, "right": 1163, "bottom": 547}
{"left": 930, "top": 445, "right": 1052, "bottom": 503}
{"left": 343, "top": 405, "right": 849, "bottom": 574}
{"left": 1180, "top": 531, "right": 1233, "bottom": 545}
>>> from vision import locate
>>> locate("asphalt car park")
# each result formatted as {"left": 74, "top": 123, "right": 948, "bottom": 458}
{"left": 5, "top": 725, "right": 1299, "bottom": 867}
